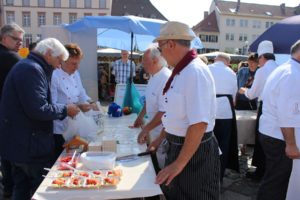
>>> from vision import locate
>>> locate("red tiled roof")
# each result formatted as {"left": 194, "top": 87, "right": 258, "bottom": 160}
{"left": 216, "top": 1, "right": 295, "bottom": 17}
{"left": 192, "top": 11, "right": 219, "bottom": 33}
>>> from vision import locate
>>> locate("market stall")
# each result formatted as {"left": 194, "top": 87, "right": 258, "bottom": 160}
{"left": 32, "top": 114, "right": 162, "bottom": 200}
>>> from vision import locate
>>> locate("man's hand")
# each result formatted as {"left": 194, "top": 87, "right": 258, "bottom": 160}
{"left": 148, "top": 135, "right": 164, "bottom": 152}
{"left": 137, "top": 129, "right": 150, "bottom": 144}
{"left": 285, "top": 144, "right": 300, "bottom": 159}
{"left": 239, "top": 87, "right": 247, "bottom": 94}
{"left": 66, "top": 104, "right": 80, "bottom": 117}
{"left": 133, "top": 116, "right": 144, "bottom": 128}
{"left": 155, "top": 161, "right": 184, "bottom": 186}
{"left": 78, "top": 103, "right": 92, "bottom": 112}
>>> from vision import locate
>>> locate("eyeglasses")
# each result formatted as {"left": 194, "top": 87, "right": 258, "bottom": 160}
{"left": 157, "top": 40, "right": 169, "bottom": 52}
{"left": 8, "top": 35, "right": 23, "bottom": 43}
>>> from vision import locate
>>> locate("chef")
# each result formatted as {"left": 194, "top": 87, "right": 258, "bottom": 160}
{"left": 149, "top": 21, "right": 220, "bottom": 200}
{"left": 208, "top": 52, "right": 239, "bottom": 181}
{"left": 239, "top": 40, "right": 278, "bottom": 180}
{"left": 257, "top": 40, "right": 300, "bottom": 200}
{"left": 133, "top": 46, "right": 171, "bottom": 169}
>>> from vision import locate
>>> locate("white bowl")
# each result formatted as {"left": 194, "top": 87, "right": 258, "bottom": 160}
{"left": 80, "top": 151, "right": 116, "bottom": 170}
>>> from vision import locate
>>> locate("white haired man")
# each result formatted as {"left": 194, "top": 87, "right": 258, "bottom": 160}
{"left": 133, "top": 46, "right": 171, "bottom": 169}
{"left": 0, "top": 38, "right": 80, "bottom": 200}
{"left": 209, "top": 53, "right": 239, "bottom": 181}
{"left": 0, "top": 23, "right": 24, "bottom": 199}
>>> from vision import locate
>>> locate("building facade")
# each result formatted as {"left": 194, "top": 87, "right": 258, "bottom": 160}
{"left": 193, "top": 0, "right": 298, "bottom": 54}
{"left": 0, "top": 0, "right": 112, "bottom": 47}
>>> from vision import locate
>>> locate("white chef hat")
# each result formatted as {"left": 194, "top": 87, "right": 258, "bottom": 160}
{"left": 257, "top": 40, "right": 274, "bottom": 56}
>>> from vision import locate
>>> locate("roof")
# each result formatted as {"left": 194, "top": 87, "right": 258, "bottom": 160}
{"left": 111, "top": 0, "right": 168, "bottom": 21}
{"left": 193, "top": 11, "right": 219, "bottom": 33}
{"left": 215, "top": 1, "right": 295, "bottom": 17}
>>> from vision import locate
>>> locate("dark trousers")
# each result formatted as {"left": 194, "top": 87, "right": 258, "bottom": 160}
{"left": 213, "top": 119, "right": 232, "bottom": 180}
{"left": 11, "top": 162, "right": 51, "bottom": 200}
{"left": 257, "top": 134, "right": 292, "bottom": 200}
{"left": 0, "top": 157, "right": 14, "bottom": 194}
{"left": 53, "top": 134, "right": 65, "bottom": 164}
{"left": 251, "top": 102, "right": 265, "bottom": 176}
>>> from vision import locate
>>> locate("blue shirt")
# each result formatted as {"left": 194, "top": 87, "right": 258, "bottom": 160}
{"left": 236, "top": 67, "right": 257, "bottom": 101}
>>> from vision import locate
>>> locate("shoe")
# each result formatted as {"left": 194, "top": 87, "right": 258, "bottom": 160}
{"left": 246, "top": 171, "right": 263, "bottom": 181}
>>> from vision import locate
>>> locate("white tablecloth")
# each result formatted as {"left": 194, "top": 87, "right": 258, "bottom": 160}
{"left": 32, "top": 114, "right": 162, "bottom": 200}
{"left": 235, "top": 110, "right": 257, "bottom": 144}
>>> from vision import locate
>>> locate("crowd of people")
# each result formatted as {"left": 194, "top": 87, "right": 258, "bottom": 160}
{"left": 0, "top": 20, "right": 299, "bottom": 200}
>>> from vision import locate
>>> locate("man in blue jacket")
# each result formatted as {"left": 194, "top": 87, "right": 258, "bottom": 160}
{"left": 0, "top": 38, "right": 80, "bottom": 200}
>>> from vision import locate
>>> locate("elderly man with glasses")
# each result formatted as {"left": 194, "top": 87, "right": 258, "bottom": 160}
{"left": 149, "top": 21, "right": 220, "bottom": 200}
{"left": 0, "top": 38, "right": 80, "bottom": 200}
{"left": 0, "top": 23, "right": 24, "bottom": 199}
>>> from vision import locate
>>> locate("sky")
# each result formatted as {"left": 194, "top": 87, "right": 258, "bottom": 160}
{"left": 150, "top": 0, "right": 300, "bottom": 27}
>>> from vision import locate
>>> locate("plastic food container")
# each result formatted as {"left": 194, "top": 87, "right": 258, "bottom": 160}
{"left": 80, "top": 151, "right": 116, "bottom": 170}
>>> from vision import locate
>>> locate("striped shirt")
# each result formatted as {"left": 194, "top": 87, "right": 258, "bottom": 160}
{"left": 112, "top": 59, "right": 136, "bottom": 84}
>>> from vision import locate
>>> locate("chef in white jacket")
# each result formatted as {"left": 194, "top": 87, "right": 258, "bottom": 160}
{"left": 133, "top": 46, "right": 171, "bottom": 169}
{"left": 257, "top": 40, "right": 300, "bottom": 200}
{"left": 239, "top": 40, "right": 278, "bottom": 180}
{"left": 51, "top": 43, "right": 96, "bottom": 159}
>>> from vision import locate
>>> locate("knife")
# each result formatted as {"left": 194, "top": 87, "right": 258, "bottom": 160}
{"left": 116, "top": 151, "right": 153, "bottom": 161}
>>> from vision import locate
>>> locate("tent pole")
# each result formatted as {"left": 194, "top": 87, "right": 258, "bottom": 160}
{"left": 130, "top": 32, "right": 134, "bottom": 83}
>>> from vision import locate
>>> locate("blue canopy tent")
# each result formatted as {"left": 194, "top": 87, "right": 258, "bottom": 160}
{"left": 65, "top": 15, "right": 203, "bottom": 113}
{"left": 249, "top": 15, "right": 300, "bottom": 54}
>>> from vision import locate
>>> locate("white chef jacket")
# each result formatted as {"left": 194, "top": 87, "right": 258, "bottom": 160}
{"left": 209, "top": 61, "right": 237, "bottom": 119}
{"left": 286, "top": 128, "right": 300, "bottom": 200}
{"left": 162, "top": 58, "right": 216, "bottom": 137}
{"left": 245, "top": 60, "right": 277, "bottom": 101}
{"left": 51, "top": 68, "right": 91, "bottom": 134}
{"left": 259, "top": 58, "right": 300, "bottom": 140}
{"left": 145, "top": 67, "right": 171, "bottom": 141}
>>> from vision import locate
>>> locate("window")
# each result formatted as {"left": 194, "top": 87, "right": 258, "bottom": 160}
{"left": 6, "top": 11, "right": 15, "bottom": 24}
{"left": 54, "top": 0, "right": 61, "bottom": 8}
{"left": 252, "top": 34, "right": 258, "bottom": 42}
{"left": 36, "top": 34, "right": 42, "bottom": 41}
{"left": 38, "top": 0, "right": 45, "bottom": 7}
{"left": 252, "top": 20, "right": 261, "bottom": 28}
{"left": 225, "top": 33, "right": 234, "bottom": 41}
{"left": 53, "top": 13, "right": 62, "bottom": 25}
{"left": 22, "top": 12, "right": 31, "bottom": 27}
{"left": 6, "top": 0, "right": 14, "bottom": 5}
{"left": 265, "top": 21, "right": 274, "bottom": 29}
{"left": 22, "top": 0, "right": 30, "bottom": 6}
{"left": 226, "top": 18, "right": 235, "bottom": 26}
{"left": 84, "top": 0, "right": 91, "bottom": 8}
{"left": 69, "top": 13, "right": 77, "bottom": 24}
{"left": 38, "top": 12, "right": 46, "bottom": 27}
{"left": 24, "top": 34, "right": 32, "bottom": 48}
{"left": 239, "top": 33, "right": 248, "bottom": 42}
{"left": 69, "top": 0, "right": 76, "bottom": 8}
{"left": 240, "top": 19, "right": 248, "bottom": 27}
{"left": 99, "top": 0, "right": 106, "bottom": 8}
{"left": 199, "top": 34, "right": 218, "bottom": 43}
{"left": 84, "top": 13, "right": 92, "bottom": 16}
{"left": 98, "top": 13, "right": 106, "bottom": 16}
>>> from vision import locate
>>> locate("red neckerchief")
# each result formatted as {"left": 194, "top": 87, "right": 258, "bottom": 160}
{"left": 163, "top": 49, "right": 197, "bottom": 95}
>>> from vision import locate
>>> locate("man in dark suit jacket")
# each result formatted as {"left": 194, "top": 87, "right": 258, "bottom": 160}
{"left": 0, "top": 23, "right": 24, "bottom": 198}
{"left": 0, "top": 38, "right": 80, "bottom": 200}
